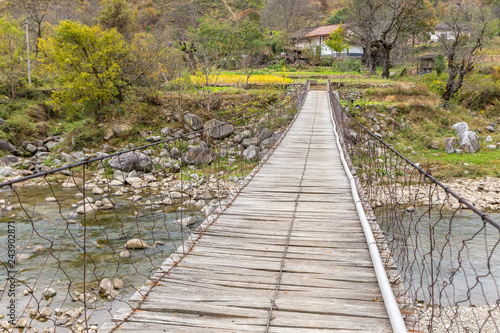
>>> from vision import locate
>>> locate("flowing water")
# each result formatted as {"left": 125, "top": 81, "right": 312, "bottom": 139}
{"left": 0, "top": 185, "right": 203, "bottom": 330}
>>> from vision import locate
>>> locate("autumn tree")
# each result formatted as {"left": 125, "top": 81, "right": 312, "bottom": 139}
{"left": 263, "top": 0, "right": 321, "bottom": 33}
{"left": 39, "top": 21, "right": 129, "bottom": 116}
{"left": 234, "top": 19, "right": 265, "bottom": 87}
{"left": 345, "top": 0, "right": 435, "bottom": 78}
{"left": 0, "top": 15, "right": 25, "bottom": 98}
{"left": 97, "top": 0, "right": 136, "bottom": 37}
{"left": 439, "top": 1, "right": 498, "bottom": 101}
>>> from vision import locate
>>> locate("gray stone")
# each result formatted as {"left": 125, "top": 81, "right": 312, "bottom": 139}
{"left": 242, "top": 137, "right": 261, "bottom": 148}
{"left": 100, "top": 144, "right": 115, "bottom": 153}
{"left": 0, "top": 167, "right": 12, "bottom": 177}
{"left": 76, "top": 204, "right": 98, "bottom": 214}
{"left": 428, "top": 139, "right": 440, "bottom": 150}
{"left": 25, "top": 143, "right": 37, "bottom": 154}
{"left": 241, "top": 130, "right": 252, "bottom": 138}
{"left": 1, "top": 155, "right": 18, "bottom": 166}
{"left": 445, "top": 137, "right": 456, "bottom": 154}
{"left": 44, "top": 141, "right": 58, "bottom": 151}
{"left": 243, "top": 145, "right": 260, "bottom": 161}
{"left": 233, "top": 133, "right": 244, "bottom": 143}
{"left": 183, "top": 113, "right": 203, "bottom": 131}
{"left": 259, "top": 148, "right": 270, "bottom": 159}
{"left": 108, "top": 151, "right": 153, "bottom": 172}
{"left": 486, "top": 136, "right": 492, "bottom": 142}
{"left": 60, "top": 152, "right": 74, "bottom": 163}
{"left": 255, "top": 128, "right": 272, "bottom": 141}
{"left": 260, "top": 137, "right": 278, "bottom": 149}
{"left": 112, "top": 124, "right": 122, "bottom": 136}
{"left": 182, "top": 146, "right": 215, "bottom": 165}
{"left": 125, "top": 239, "right": 148, "bottom": 249}
{"left": 0, "top": 139, "right": 18, "bottom": 155}
{"left": 204, "top": 119, "right": 234, "bottom": 139}
{"left": 113, "top": 278, "right": 124, "bottom": 289}
{"left": 70, "top": 151, "right": 85, "bottom": 160}
{"left": 460, "top": 131, "right": 480, "bottom": 153}
{"left": 486, "top": 125, "right": 496, "bottom": 132}
{"left": 146, "top": 136, "right": 162, "bottom": 142}
{"left": 452, "top": 122, "right": 469, "bottom": 139}
{"left": 170, "top": 147, "right": 181, "bottom": 159}
{"left": 43, "top": 288, "right": 57, "bottom": 299}
{"left": 160, "top": 126, "right": 172, "bottom": 137}
{"left": 487, "top": 144, "right": 497, "bottom": 150}
{"left": 99, "top": 278, "right": 113, "bottom": 294}
{"left": 219, "top": 149, "right": 228, "bottom": 158}
{"left": 39, "top": 307, "right": 52, "bottom": 318}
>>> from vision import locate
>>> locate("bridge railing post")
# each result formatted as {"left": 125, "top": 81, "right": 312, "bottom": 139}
{"left": 327, "top": 78, "right": 331, "bottom": 92}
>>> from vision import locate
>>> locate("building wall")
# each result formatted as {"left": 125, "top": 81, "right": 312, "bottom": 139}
{"left": 296, "top": 36, "right": 363, "bottom": 57}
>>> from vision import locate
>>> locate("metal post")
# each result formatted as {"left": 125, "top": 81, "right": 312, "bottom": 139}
{"left": 26, "top": 23, "right": 31, "bottom": 88}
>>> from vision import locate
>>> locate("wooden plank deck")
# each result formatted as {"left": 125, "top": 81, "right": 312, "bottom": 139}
{"left": 101, "top": 92, "right": 392, "bottom": 332}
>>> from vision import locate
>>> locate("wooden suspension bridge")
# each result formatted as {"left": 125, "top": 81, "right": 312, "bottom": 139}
{"left": 101, "top": 91, "right": 398, "bottom": 332}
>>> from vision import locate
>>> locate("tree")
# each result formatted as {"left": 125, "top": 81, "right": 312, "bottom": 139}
{"left": 263, "top": 0, "right": 320, "bottom": 33}
{"left": 39, "top": 21, "right": 129, "bottom": 116}
{"left": 434, "top": 53, "right": 445, "bottom": 76}
{"left": 97, "top": 0, "right": 136, "bottom": 37}
{"left": 234, "top": 19, "right": 265, "bottom": 87}
{"left": 327, "top": 8, "right": 348, "bottom": 25}
{"left": 18, "top": 0, "right": 50, "bottom": 57}
{"left": 439, "top": 1, "right": 498, "bottom": 101}
{"left": 0, "top": 15, "right": 25, "bottom": 99}
{"left": 345, "top": 0, "right": 435, "bottom": 78}
{"left": 325, "top": 24, "right": 350, "bottom": 59}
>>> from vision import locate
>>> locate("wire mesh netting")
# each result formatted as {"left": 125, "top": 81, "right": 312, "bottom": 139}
{"left": 0, "top": 83, "right": 308, "bottom": 333}
{"left": 328, "top": 87, "right": 500, "bottom": 333}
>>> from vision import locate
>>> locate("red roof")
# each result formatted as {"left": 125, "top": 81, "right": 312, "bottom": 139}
{"left": 303, "top": 25, "right": 340, "bottom": 38}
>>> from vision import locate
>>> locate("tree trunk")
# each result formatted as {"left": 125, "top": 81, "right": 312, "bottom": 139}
{"left": 9, "top": 75, "right": 15, "bottom": 99}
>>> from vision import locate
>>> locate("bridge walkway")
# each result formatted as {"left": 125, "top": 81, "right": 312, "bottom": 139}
{"left": 102, "top": 91, "right": 392, "bottom": 332}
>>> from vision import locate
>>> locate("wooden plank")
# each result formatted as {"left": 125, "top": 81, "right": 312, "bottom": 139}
{"left": 103, "top": 91, "right": 393, "bottom": 332}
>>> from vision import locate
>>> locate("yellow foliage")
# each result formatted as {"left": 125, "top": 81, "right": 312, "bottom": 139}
{"left": 190, "top": 74, "right": 293, "bottom": 86}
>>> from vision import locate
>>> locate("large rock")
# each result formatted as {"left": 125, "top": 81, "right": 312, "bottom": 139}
{"left": 445, "top": 137, "right": 456, "bottom": 154}
{"left": 242, "top": 137, "right": 261, "bottom": 148}
{"left": 459, "top": 131, "right": 480, "bottom": 153}
{"left": 452, "top": 122, "right": 469, "bottom": 139}
{"left": 108, "top": 151, "right": 153, "bottom": 172}
{"left": 260, "top": 137, "right": 279, "bottom": 149}
{"left": 204, "top": 119, "right": 234, "bottom": 139}
{"left": 0, "top": 140, "right": 18, "bottom": 155}
{"left": 255, "top": 128, "right": 272, "bottom": 141}
{"left": 182, "top": 146, "right": 215, "bottom": 165}
{"left": 1, "top": 155, "right": 18, "bottom": 166}
{"left": 125, "top": 239, "right": 148, "bottom": 249}
{"left": 161, "top": 126, "right": 172, "bottom": 137}
{"left": 183, "top": 113, "right": 203, "bottom": 131}
{"left": 243, "top": 145, "right": 260, "bottom": 161}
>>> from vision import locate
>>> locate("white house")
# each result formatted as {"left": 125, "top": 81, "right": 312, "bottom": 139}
{"left": 291, "top": 25, "right": 363, "bottom": 57}
{"left": 430, "top": 23, "right": 457, "bottom": 42}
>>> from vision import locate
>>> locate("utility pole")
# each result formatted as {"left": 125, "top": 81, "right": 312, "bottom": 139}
{"left": 26, "top": 23, "right": 31, "bottom": 87}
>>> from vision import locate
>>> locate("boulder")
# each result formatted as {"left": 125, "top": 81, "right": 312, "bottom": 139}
{"left": 25, "top": 143, "right": 37, "bottom": 154}
{"left": 125, "top": 239, "right": 148, "bottom": 249}
{"left": 459, "top": 131, "right": 480, "bottom": 153}
{"left": 487, "top": 144, "right": 497, "bottom": 150}
{"left": 160, "top": 126, "right": 172, "bottom": 137}
{"left": 100, "top": 144, "right": 115, "bottom": 153}
{"left": 485, "top": 125, "right": 496, "bottom": 132}
{"left": 255, "top": 128, "right": 272, "bottom": 141}
{"left": 452, "top": 122, "right": 469, "bottom": 139}
{"left": 108, "top": 151, "right": 153, "bottom": 172}
{"left": 146, "top": 136, "right": 162, "bottom": 142}
{"left": 183, "top": 113, "right": 203, "bottom": 131}
{"left": 445, "top": 137, "right": 456, "bottom": 154}
{"left": 170, "top": 147, "right": 181, "bottom": 159}
{"left": 44, "top": 141, "right": 58, "bottom": 151}
{"left": 428, "top": 139, "right": 440, "bottom": 150}
{"left": 260, "top": 137, "right": 279, "bottom": 149}
{"left": 60, "top": 152, "right": 74, "bottom": 163}
{"left": 182, "top": 146, "right": 215, "bottom": 165}
{"left": 1, "top": 155, "right": 18, "bottom": 166}
{"left": 99, "top": 278, "right": 113, "bottom": 294}
{"left": 242, "top": 137, "right": 261, "bottom": 148}
{"left": 0, "top": 167, "right": 12, "bottom": 177}
{"left": 204, "top": 119, "right": 234, "bottom": 139}
{"left": 0, "top": 139, "right": 19, "bottom": 155}
{"left": 243, "top": 145, "right": 260, "bottom": 161}
{"left": 76, "top": 204, "right": 98, "bottom": 214}
{"left": 71, "top": 151, "right": 85, "bottom": 160}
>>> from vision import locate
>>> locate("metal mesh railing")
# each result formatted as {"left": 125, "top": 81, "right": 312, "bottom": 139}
{"left": 328, "top": 87, "right": 500, "bottom": 333}
{"left": 0, "top": 83, "right": 308, "bottom": 333}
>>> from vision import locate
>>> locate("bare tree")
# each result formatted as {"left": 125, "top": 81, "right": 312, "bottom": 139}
{"left": 346, "top": 0, "right": 434, "bottom": 78}
{"left": 263, "top": 0, "right": 321, "bottom": 33}
{"left": 440, "top": 0, "right": 496, "bottom": 101}
{"left": 19, "top": 0, "right": 50, "bottom": 57}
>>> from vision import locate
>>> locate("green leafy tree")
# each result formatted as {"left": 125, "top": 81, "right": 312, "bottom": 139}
{"left": 434, "top": 53, "right": 445, "bottom": 76}
{"left": 325, "top": 24, "right": 350, "bottom": 59}
{"left": 0, "top": 15, "right": 25, "bottom": 99}
{"left": 233, "top": 18, "right": 265, "bottom": 87}
{"left": 39, "top": 20, "right": 129, "bottom": 116}
{"left": 326, "top": 8, "right": 348, "bottom": 25}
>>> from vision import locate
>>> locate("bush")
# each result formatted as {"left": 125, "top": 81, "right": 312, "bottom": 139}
{"left": 458, "top": 74, "right": 500, "bottom": 111}
{"left": 434, "top": 54, "right": 446, "bottom": 76}
{"left": 331, "top": 58, "right": 362, "bottom": 73}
